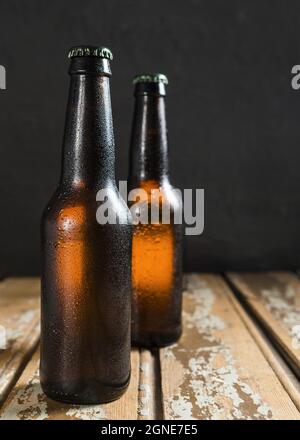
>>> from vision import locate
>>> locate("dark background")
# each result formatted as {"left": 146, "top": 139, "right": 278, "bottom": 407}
{"left": 1, "top": 0, "right": 300, "bottom": 275}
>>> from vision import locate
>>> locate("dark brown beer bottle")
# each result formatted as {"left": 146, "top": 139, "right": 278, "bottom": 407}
{"left": 129, "top": 74, "right": 183, "bottom": 348}
{"left": 41, "top": 46, "right": 132, "bottom": 404}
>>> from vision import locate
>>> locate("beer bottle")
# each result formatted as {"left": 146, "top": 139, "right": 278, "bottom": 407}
{"left": 128, "top": 74, "right": 183, "bottom": 348}
{"left": 41, "top": 46, "right": 132, "bottom": 404}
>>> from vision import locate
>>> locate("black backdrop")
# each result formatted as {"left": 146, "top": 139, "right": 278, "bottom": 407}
{"left": 1, "top": 0, "right": 300, "bottom": 275}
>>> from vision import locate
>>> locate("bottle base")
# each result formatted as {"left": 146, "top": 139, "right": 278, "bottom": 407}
{"left": 132, "top": 325, "right": 182, "bottom": 348}
{"left": 40, "top": 374, "right": 131, "bottom": 405}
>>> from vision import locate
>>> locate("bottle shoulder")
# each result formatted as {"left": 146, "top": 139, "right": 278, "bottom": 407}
{"left": 42, "top": 184, "right": 132, "bottom": 229}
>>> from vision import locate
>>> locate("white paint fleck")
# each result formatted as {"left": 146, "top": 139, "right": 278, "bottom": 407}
{"left": 0, "top": 369, "right": 15, "bottom": 395}
{"left": 140, "top": 362, "right": 149, "bottom": 373}
{"left": 138, "top": 383, "right": 152, "bottom": 417}
{"left": 66, "top": 406, "right": 106, "bottom": 420}
{"left": 169, "top": 395, "right": 194, "bottom": 420}
{"left": 261, "top": 287, "right": 300, "bottom": 337}
{"left": 5, "top": 309, "right": 38, "bottom": 347}
{"left": 0, "top": 370, "right": 48, "bottom": 420}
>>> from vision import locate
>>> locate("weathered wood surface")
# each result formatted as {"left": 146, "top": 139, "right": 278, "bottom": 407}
{"left": 160, "top": 274, "right": 300, "bottom": 420}
{"left": 0, "top": 348, "right": 140, "bottom": 420}
{"left": 227, "top": 272, "right": 300, "bottom": 374}
{"left": 0, "top": 274, "right": 300, "bottom": 420}
{"left": 0, "top": 278, "right": 40, "bottom": 405}
{"left": 138, "top": 349, "right": 162, "bottom": 419}
{"left": 226, "top": 286, "right": 300, "bottom": 412}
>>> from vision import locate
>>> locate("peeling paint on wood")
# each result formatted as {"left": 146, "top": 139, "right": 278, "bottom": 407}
{"left": 0, "top": 278, "right": 40, "bottom": 404}
{"left": 0, "top": 348, "right": 140, "bottom": 420}
{"left": 226, "top": 287, "right": 300, "bottom": 412}
{"left": 160, "top": 274, "right": 300, "bottom": 420}
{"left": 138, "top": 349, "right": 161, "bottom": 419}
{"left": 1, "top": 275, "right": 299, "bottom": 420}
{"left": 227, "top": 272, "right": 300, "bottom": 372}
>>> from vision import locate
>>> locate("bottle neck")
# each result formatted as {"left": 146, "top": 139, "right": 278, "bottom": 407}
{"left": 129, "top": 90, "right": 169, "bottom": 187}
{"left": 61, "top": 67, "right": 115, "bottom": 189}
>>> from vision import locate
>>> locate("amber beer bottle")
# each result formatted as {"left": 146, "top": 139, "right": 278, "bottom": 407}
{"left": 129, "top": 74, "right": 183, "bottom": 347}
{"left": 41, "top": 46, "right": 132, "bottom": 404}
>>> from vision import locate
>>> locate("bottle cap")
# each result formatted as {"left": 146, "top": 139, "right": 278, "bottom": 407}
{"left": 68, "top": 46, "right": 113, "bottom": 60}
{"left": 133, "top": 73, "right": 168, "bottom": 85}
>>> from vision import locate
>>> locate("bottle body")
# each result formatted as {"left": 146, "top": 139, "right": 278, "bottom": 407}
{"left": 131, "top": 180, "right": 182, "bottom": 347}
{"left": 129, "top": 78, "right": 183, "bottom": 348}
{"left": 40, "top": 50, "right": 132, "bottom": 404}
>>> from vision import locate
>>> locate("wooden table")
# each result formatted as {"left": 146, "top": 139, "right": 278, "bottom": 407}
{"left": 0, "top": 273, "right": 299, "bottom": 420}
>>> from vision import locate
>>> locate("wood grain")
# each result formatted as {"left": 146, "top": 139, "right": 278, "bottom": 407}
{"left": 160, "top": 274, "right": 300, "bottom": 420}
{"left": 0, "top": 278, "right": 40, "bottom": 405}
{"left": 227, "top": 272, "right": 300, "bottom": 374}
{"left": 1, "top": 274, "right": 299, "bottom": 420}
{"left": 0, "top": 347, "right": 140, "bottom": 420}
{"left": 138, "top": 349, "right": 162, "bottom": 419}
{"left": 226, "top": 286, "right": 300, "bottom": 412}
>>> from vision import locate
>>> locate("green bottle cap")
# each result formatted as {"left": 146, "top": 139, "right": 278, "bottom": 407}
{"left": 68, "top": 46, "right": 113, "bottom": 60}
{"left": 133, "top": 73, "right": 168, "bottom": 85}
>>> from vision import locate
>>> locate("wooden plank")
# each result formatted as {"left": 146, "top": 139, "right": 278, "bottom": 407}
{"left": 227, "top": 272, "right": 300, "bottom": 374}
{"left": 160, "top": 274, "right": 300, "bottom": 420}
{"left": 226, "top": 286, "right": 300, "bottom": 412}
{"left": 138, "top": 349, "right": 163, "bottom": 420}
{"left": 0, "top": 278, "right": 40, "bottom": 405}
{"left": 0, "top": 347, "right": 140, "bottom": 420}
